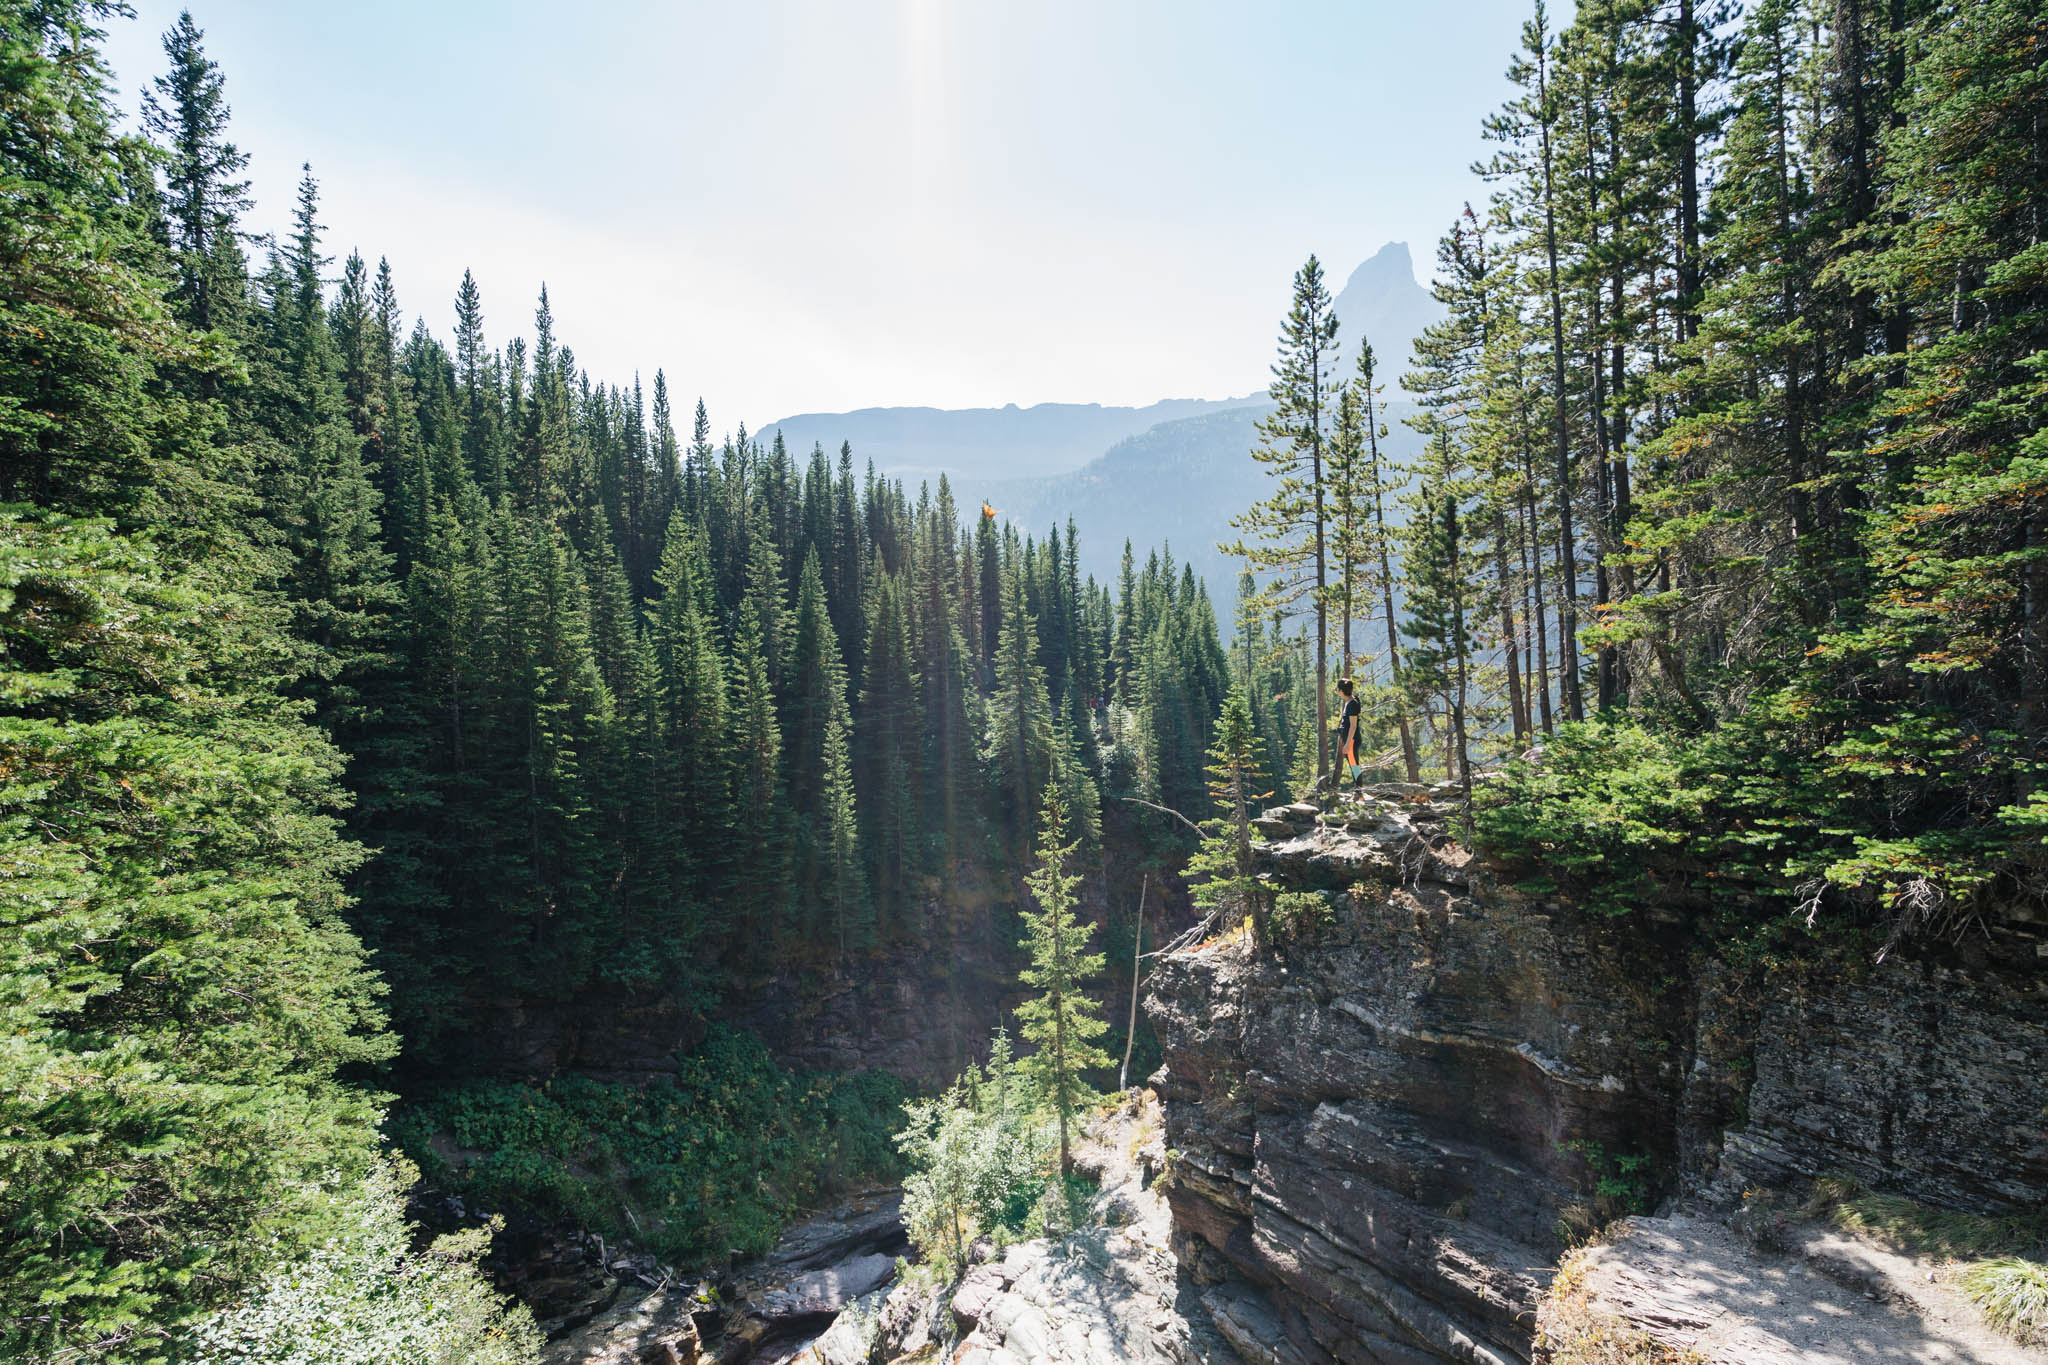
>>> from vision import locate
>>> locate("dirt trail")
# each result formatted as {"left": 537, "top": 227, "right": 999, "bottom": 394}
{"left": 1559, "top": 1211, "right": 2042, "bottom": 1363}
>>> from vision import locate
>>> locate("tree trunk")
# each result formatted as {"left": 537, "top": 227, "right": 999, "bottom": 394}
{"left": 1369, "top": 405, "right": 1420, "bottom": 782}
{"left": 1120, "top": 875, "right": 1148, "bottom": 1090}
{"left": 1536, "top": 41, "right": 1583, "bottom": 722}
{"left": 1494, "top": 506, "right": 1529, "bottom": 742}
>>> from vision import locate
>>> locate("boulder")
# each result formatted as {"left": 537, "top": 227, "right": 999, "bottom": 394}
{"left": 540, "top": 1287, "right": 700, "bottom": 1365}
{"left": 951, "top": 1260, "right": 1013, "bottom": 1332}
{"left": 1362, "top": 782, "right": 1430, "bottom": 800}
{"left": 750, "top": 1252, "right": 895, "bottom": 1322}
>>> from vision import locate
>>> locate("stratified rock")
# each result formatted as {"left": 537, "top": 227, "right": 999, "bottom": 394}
{"left": 1145, "top": 816, "right": 2048, "bottom": 1363}
{"left": 749, "top": 1194, "right": 908, "bottom": 1276}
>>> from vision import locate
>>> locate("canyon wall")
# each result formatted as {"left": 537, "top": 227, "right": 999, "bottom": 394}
{"left": 1145, "top": 791, "right": 2048, "bottom": 1364}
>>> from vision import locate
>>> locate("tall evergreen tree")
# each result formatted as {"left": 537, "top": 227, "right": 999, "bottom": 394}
{"left": 1226, "top": 256, "right": 1341, "bottom": 779}
{"left": 141, "top": 9, "right": 249, "bottom": 342}
{"left": 1014, "top": 781, "right": 1112, "bottom": 1177}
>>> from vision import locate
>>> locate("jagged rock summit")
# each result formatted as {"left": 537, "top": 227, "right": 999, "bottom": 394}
{"left": 1331, "top": 240, "right": 1445, "bottom": 377}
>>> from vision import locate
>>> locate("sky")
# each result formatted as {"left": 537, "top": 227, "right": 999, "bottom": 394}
{"left": 97, "top": 0, "right": 1541, "bottom": 429}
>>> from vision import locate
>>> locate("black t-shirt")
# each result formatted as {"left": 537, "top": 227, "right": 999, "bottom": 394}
{"left": 1339, "top": 696, "right": 1361, "bottom": 739}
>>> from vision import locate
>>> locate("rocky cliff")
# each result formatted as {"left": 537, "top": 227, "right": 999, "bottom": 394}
{"left": 1144, "top": 787, "right": 2048, "bottom": 1364}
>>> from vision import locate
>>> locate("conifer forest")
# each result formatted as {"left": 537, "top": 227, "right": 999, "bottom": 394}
{"left": 2, "top": 1, "right": 2043, "bottom": 1362}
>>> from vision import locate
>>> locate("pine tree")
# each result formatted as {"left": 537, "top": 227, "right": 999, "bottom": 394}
{"left": 858, "top": 571, "right": 922, "bottom": 937}
{"left": 1186, "top": 685, "right": 1272, "bottom": 945}
{"left": 1401, "top": 460, "right": 1476, "bottom": 799}
{"left": 1, "top": 15, "right": 396, "bottom": 1349}
{"left": 784, "top": 550, "right": 855, "bottom": 941}
{"left": 1014, "top": 781, "right": 1112, "bottom": 1177}
{"left": 1226, "top": 256, "right": 1341, "bottom": 780}
{"left": 727, "top": 615, "right": 790, "bottom": 960}
{"left": 986, "top": 550, "right": 1057, "bottom": 852}
{"left": 1485, "top": 0, "right": 1585, "bottom": 722}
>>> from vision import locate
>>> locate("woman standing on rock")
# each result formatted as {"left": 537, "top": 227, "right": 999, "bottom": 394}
{"left": 1335, "top": 678, "right": 1362, "bottom": 792}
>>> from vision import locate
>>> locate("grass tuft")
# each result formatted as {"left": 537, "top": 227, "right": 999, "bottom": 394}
{"left": 1958, "top": 1258, "right": 2048, "bottom": 1345}
{"left": 1803, "top": 1177, "right": 2048, "bottom": 1260}
{"left": 1802, "top": 1176, "right": 2048, "bottom": 1346}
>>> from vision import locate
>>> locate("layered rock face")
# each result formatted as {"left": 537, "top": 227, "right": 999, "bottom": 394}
{"left": 1145, "top": 791, "right": 2048, "bottom": 1364}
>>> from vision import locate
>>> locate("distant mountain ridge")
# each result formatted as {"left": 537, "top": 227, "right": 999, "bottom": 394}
{"left": 987, "top": 398, "right": 1424, "bottom": 608}
{"left": 755, "top": 395, "right": 1265, "bottom": 485}
{"left": 757, "top": 243, "right": 1443, "bottom": 601}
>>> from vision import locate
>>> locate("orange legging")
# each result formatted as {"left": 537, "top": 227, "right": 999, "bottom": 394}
{"left": 1341, "top": 723, "right": 1357, "bottom": 769}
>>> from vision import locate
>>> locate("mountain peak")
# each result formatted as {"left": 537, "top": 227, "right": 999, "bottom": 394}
{"left": 1332, "top": 240, "right": 1443, "bottom": 375}
{"left": 1353, "top": 239, "right": 1414, "bottom": 276}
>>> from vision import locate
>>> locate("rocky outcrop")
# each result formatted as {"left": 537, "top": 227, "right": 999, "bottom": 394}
{"left": 539, "top": 1194, "right": 908, "bottom": 1365}
{"left": 542, "top": 1285, "right": 706, "bottom": 1365}
{"left": 1145, "top": 790, "right": 2048, "bottom": 1364}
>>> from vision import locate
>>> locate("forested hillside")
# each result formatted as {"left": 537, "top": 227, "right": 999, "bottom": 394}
{"left": 4, "top": 0, "right": 2044, "bottom": 1359}
{"left": 0, "top": 4, "right": 1331, "bottom": 1358}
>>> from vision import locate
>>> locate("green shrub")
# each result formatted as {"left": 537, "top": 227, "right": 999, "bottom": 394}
{"left": 895, "top": 1033, "right": 1048, "bottom": 1272}
{"left": 390, "top": 1028, "right": 907, "bottom": 1264}
{"left": 184, "top": 1156, "right": 539, "bottom": 1365}
{"left": 1560, "top": 1140, "right": 1654, "bottom": 1225}
{"left": 1474, "top": 721, "right": 1706, "bottom": 913}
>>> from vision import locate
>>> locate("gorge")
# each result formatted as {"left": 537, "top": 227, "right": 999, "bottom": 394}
{"left": 517, "top": 787, "right": 2045, "bottom": 1364}
{"left": 6, "top": 2, "right": 2046, "bottom": 1363}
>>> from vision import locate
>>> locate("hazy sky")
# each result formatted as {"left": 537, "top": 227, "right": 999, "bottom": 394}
{"left": 98, "top": 1, "right": 1540, "bottom": 427}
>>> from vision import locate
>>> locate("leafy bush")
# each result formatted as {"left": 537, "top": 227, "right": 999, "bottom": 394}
{"left": 184, "top": 1156, "right": 539, "bottom": 1365}
{"left": 895, "top": 1030, "right": 1055, "bottom": 1271}
{"left": 1558, "top": 1140, "right": 1654, "bottom": 1235}
{"left": 390, "top": 1028, "right": 907, "bottom": 1264}
{"left": 1474, "top": 721, "right": 1706, "bottom": 913}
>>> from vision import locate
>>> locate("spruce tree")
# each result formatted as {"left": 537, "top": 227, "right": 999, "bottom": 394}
{"left": 858, "top": 571, "right": 922, "bottom": 937}
{"left": 1014, "top": 781, "right": 1112, "bottom": 1177}
{"left": 986, "top": 551, "right": 1057, "bottom": 852}
{"left": 1401, "top": 463, "right": 1476, "bottom": 799}
{"left": 1186, "top": 685, "right": 1272, "bottom": 946}
{"left": 1, "top": 14, "right": 398, "bottom": 1349}
{"left": 141, "top": 9, "right": 250, "bottom": 341}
